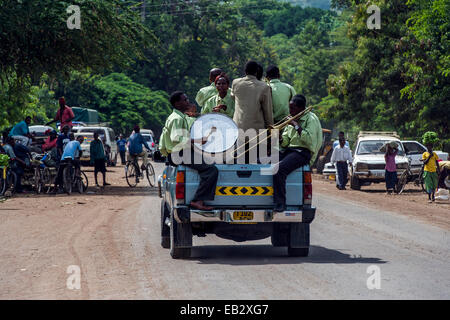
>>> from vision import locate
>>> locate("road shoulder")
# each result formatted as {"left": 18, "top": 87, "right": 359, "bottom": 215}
{"left": 313, "top": 174, "right": 450, "bottom": 230}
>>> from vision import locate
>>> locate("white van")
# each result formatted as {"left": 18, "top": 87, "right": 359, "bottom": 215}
{"left": 76, "top": 126, "right": 118, "bottom": 166}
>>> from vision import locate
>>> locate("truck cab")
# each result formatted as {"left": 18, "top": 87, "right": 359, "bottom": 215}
{"left": 159, "top": 162, "right": 316, "bottom": 259}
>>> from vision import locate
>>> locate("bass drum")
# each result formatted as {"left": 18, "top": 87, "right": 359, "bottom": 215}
{"left": 190, "top": 113, "right": 239, "bottom": 154}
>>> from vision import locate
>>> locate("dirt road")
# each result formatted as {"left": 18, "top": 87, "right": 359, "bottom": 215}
{"left": 0, "top": 162, "right": 448, "bottom": 299}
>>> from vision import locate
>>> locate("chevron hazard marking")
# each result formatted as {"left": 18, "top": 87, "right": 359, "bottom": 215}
{"left": 215, "top": 186, "right": 274, "bottom": 196}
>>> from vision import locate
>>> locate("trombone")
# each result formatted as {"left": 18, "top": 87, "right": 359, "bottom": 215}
{"left": 233, "top": 106, "right": 314, "bottom": 157}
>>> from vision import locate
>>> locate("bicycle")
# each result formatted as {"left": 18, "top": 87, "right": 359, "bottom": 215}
{"left": 62, "top": 159, "right": 89, "bottom": 195}
{"left": 0, "top": 163, "right": 17, "bottom": 196}
{"left": 125, "top": 155, "right": 155, "bottom": 188}
{"left": 396, "top": 164, "right": 425, "bottom": 194}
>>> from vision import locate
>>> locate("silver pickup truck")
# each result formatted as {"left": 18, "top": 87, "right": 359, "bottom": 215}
{"left": 158, "top": 163, "right": 316, "bottom": 259}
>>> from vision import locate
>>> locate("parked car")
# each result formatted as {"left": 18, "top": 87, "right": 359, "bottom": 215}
{"left": 75, "top": 126, "right": 117, "bottom": 166}
{"left": 402, "top": 140, "right": 448, "bottom": 177}
{"left": 141, "top": 133, "right": 157, "bottom": 158}
{"left": 75, "top": 132, "right": 95, "bottom": 164}
{"left": 350, "top": 132, "right": 409, "bottom": 190}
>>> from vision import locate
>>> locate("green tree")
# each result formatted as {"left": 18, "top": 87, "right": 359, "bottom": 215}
{"left": 127, "top": 0, "right": 277, "bottom": 102}
{"left": 400, "top": 0, "right": 450, "bottom": 150}
{"left": 0, "top": 0, "right": 150, "bottom": 128}
{"left": 59, "top": 73, "right": 172, "bottom": 136}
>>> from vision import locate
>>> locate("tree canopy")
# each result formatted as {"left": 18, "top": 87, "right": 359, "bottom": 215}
{"left": 0, "top": 0, "right": 448, "bottom": 151}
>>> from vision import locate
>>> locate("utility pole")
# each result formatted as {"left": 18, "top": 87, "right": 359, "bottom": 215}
{"left": 141, "top": 0, "right": 146, "bottom": 22}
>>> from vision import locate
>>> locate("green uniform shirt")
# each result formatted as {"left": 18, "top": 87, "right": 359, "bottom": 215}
{"left": 195, "top": 83, "right": 217, "bottom": 108}
{"left": 201, "top": 90, "right": 235, "bottom": 118}
{"left": 269, "top": 79, "right": 296, "bottom": 123}
{"left": 159, "top": 109, "right": 191, "bottom": 156}
{"left": 186, "top": 116, "right": 196, "bottom": 130}
{"left": 280, "top": 111, "right": 323, "bottom": 166}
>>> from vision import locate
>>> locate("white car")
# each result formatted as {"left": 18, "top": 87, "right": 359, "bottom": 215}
{"left": 402, "top": 140, "right": 449, "bottom": 176}
{"left": 142, "top": 133, "right": 157, "bottom": 157}
{"left": 75, "top": 126, "right": 117, "bottom": 166}
{"left": 75, "top": 132, "right": 94, "bottom": 163}
{"left": 350, "top": 132, "right": 409, "bottom": 190}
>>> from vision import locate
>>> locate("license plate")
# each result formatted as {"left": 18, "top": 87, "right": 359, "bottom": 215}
{"left": 233, "top": 211, "right": 254, "bottom": 220}
{"left": 373, "top": 171, "right": 384, "bottom": 177}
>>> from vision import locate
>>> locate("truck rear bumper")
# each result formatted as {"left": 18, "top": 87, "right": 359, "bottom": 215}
{"left": 174, "top": 207, "right": 315, "bottom": 224}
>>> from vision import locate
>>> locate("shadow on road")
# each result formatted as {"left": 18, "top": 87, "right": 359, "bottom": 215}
{"left": 360, "top": 188, "right": 424, "bottom": 194}
{"left": 190, "top": 245, "right": 387, "bottom": 265}
{"left": 11, "top": 185, "right": 159, "bottom": 198}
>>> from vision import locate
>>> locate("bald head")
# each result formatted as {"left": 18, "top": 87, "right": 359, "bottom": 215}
{"left": 209, "top": 68, "right": 223, "bottom": 83}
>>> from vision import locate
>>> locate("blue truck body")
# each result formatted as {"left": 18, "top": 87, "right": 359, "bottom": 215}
{"left": 159, "top": 163, "right": 316, "bottom": 259}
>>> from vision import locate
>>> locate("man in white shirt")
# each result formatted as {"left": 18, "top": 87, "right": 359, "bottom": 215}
{"left": 331, "top": 137, "right": 353, "bottom": 190}
{"left": 332, "top": 131, "right": 350, "bottom": 149}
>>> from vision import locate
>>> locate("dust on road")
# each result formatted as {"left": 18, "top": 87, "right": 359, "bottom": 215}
{"left": 0, "top": 163, "right": 448, "bottom": 299}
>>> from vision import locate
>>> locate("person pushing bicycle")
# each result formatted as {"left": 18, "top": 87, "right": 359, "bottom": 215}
{"left": 54, "top": 133, "right": 84, "bottom": 193}
{"left": 127, "top": 125, "right": 152, "bottom": 172}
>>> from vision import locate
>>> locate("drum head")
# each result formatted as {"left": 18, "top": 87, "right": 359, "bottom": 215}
{"left": 190, "top": 113, "right": 239, "bottom": 153}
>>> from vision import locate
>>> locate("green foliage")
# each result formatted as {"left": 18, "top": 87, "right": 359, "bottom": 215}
{"left": 264, "top": 5, "right": 335, "bottom": 37}
{"left": 127, "top": 0, "right": 278, "bottom": 101}
{"left": 281, "top": 0, "right": 331, "bottom": 10}
{"left": 422, "top": 131, "right": 439, "bottom": 145}
{"left": 0, "top": 0, "right": 150, "bottom": 81}
{"left": 59, "top": 73, "right": 172, "bottom": 136}
{"left": 0, "top": 0, "right": 150, "bottom": 131}
{"left": 325, "top": 0, "right": 449, "bottom": 149}
{"left": 0, "top": 73, "right": 56, "bottom": 129}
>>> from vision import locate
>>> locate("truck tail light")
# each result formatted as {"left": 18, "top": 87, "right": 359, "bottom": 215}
{"left": 303, "top": 171, "right": 312, "bottom": 205}
{"left": 152, "top": 142, "right": 155, "bottom": 148}
{"left": 175, "top": 171, "right": 185, "bottom": 200}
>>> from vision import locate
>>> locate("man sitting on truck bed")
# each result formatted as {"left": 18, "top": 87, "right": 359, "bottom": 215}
{"left": 159, "top": 91, "right": 219, "bottom": 211}
{"left": 274, "top": 94, "right": 322, "bottom": 212}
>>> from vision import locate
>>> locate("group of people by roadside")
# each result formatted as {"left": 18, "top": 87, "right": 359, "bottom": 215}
{"left": 328, "top": 129, "right": 448, "bottom": 203}
{"left": 0, "top": 97, "right": 113, "bottom": 194}
{"left": 159, "top": 61, "right": 323, "bottom": 212}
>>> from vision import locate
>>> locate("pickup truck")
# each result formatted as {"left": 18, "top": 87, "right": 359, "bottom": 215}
{"left": 158, "top": 163, "right": 316, "bottom": 259}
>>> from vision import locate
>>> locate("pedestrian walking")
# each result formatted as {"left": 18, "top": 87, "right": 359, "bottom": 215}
{"left": 421, "top": 132, "right": 440, "bottom": 203}
{"left": 331, "top": 137, "right": 352, "bottom": 190}
{"left": 116, "top": 134, "right": 127, "bottom": 165}
{"left": 384, "top": 141, "right": 399, "bottom": 194}
{"left": 90, "top": 132, "right": 110, "bottom": 187}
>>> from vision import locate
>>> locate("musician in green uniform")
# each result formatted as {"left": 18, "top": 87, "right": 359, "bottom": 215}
{"left": 160, "top": 91, "right": 218, "bottom": 211}
{"left": 266, "top": 65, "right": 296, "bottom": 123}
{"left": 273, "top": 94, "right": 322, "bottom": 212}
{"left": 201, "top": 73, "right": 234, "bottom": 118}
{"left": 195, "top": 68, "right": 223, "bottom": 108}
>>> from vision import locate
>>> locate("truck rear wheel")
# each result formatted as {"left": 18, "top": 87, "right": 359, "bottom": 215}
{"left": 288, "top": 223, "right": 310, "bottom": 257}
{"left": 169, "top": 209, "right": 192, "bottom": 259}
{"left": 271, "top": 223, "right": 289, "bottom": 247}
{"left": 160, "top": 200, "right": 170, "bottom": 249}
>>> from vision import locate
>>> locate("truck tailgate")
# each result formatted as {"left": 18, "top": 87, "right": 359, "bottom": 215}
{"left": 184, "top": 164, "right": 305, "bottom": 207}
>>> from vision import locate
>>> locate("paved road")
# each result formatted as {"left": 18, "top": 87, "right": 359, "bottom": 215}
{"left": 122, "top": 163, "right": 449, "bottom": 299}
{"left": 0, "top": 162, "right": 448, "bottom": 299}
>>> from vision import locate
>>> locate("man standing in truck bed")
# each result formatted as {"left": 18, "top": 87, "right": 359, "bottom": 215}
{"left": 274, "top": 94, "right": 322, "bottom": 212}
{"left": 159, "top": 91, "right": 219, "bottom": 211}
